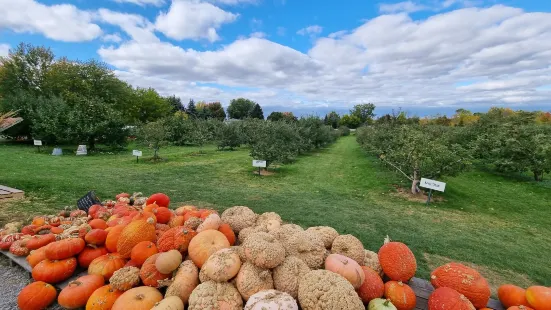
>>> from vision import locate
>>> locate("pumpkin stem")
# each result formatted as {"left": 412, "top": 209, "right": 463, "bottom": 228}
{"left": 384, "top": 235, "right": 391, "bottom": 244}
{"left": 383, "top": 299, "right": 391, "bottom": 306}
{"left": 136, "top": 293, "right": 145, "bottom": 300}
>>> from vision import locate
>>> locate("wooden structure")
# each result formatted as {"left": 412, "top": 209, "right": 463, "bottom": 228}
{"left": 2, "top": 249, "right": 505, "bottom": 309}
{"left": 0, "top": 185, "right": 24, "bottom": 200}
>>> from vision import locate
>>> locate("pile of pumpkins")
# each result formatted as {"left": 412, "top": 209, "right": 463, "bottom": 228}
{"left": 0, "top": 192, "right": 550, "bottom": 310}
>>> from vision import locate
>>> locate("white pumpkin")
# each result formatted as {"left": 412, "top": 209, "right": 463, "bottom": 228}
{"left": 244, "top": 290, "right": 298, "bottom": 310}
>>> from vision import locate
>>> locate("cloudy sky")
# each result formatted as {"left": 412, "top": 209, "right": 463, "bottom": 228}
{"left": 1, "top": 0, "right": 550, "bottom": 116}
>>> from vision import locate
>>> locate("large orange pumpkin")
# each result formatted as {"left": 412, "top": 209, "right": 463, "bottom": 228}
{"left": 85, "top": 229, "right": 109, "bottom": 245}
{"left": 27, "top": 247, "right": 48, "bottom": 267}
{"left": 58, "top": 274, "right": 105, "bottom": 309}
{"left": 86, "top": 285, "right": 124, "bottom": 310}
{"left": 45, "top": 238, "right": 85, "bottom": 260}
{"left": 384, "top": 281, "right": 416, "bottom": 310}
{"left": 146, "top": 193, "right": 170, "bottom": 208}
{"left": 26, "top": 233, "right": 56, "bottom": 250}
{"left": 131, "top": 241, "right": 158, "bottom": 266}
{"left": 498, "top": 284, "right": 529, "bottom": 308}
{"left": 188, "top": 229, "right": 230, "bottom": 268}
{"left": 17, "top": 281, "right": 57, "bottom": 310}
{"left": 89, "top": 219, "right": 108, "bottom": 230}
{"left": 156, "top": 226, "right": 197, "bottom": 253}
{"left": 526, "top": 286, "right": 551, "bottom": 310}
{"left": 105, "top": 224, "right": 126, "bottom": 253}
{"left": 218, "top": 223, "right": 236, "bottom": 246}
{"left": 88, "top": 253, "right": 127, "bottom": 280}
{"left": 324, "top": 253, "right": 365, "bottom": 289}
{"left": 32, "top": 258, "right": 77, "bottom": 283}
{"left": 358, "top": 266, "right": 385, "bottom": 303}
{"left": 428, "top": 287, "right": 475, "bottom": 310}
{"left": 112, "top": 286, "right": 163, "bottom": 310}
{"left": 378, "top": 238, "right": 417, "bottom": 281}
{"left": 140, "top": 253, "right": 172, "bottom": 287}
{"left": 430, "top": 263, "right": 490, "bottom": 309}
{"left": 117, "top": 216, "right": 157, "bottom": 258}
{"left": 78, "top": 246, "right": 109, "bottom": 268}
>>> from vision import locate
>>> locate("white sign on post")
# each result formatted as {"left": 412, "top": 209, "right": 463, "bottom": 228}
{"left": 132, "top": 150, "right": 143, "bottom": 157}
{"left": 252, "top": 160, "right": 267, "bottom": 168}
{"left": 76, "top": 145, "right": 87, "bottom": 156}
{"left": 420, "top": 178, "right": 446, "bottom": 192}
{"left": 34, "top": 140, "right": 42, "bottom": 146}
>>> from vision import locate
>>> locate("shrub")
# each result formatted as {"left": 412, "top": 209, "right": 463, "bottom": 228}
{"left": 338, "top": 126, "right": 350, "bottom": 136}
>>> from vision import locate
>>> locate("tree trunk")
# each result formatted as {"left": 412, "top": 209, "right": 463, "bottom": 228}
{"left": 411, "top": 168, "right": 420, "bottom": 195}
{"left": 154, "top": 148, "right": 159, "bottom": 160}
{"left": 534, "top": 171, "right": 543, "bottom": 182}
{"left": 88, "top": 136, "right": 96, "bottom": 150}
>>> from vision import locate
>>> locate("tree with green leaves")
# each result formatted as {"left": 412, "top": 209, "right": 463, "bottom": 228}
{"left": 339, "top": 114, "right": 361, "bottom": 129}
{"left": 131, "top": 88, "right": 173, "bottom": 123}
{"left": 350, "top": 103, "right": 375, "bottom": 124}
{"left": 206, "top": 102, "right": 226, "bottom": 121}
{"left": 267, "top": 111, "right": 297, "bottom": 122}
{"left": 324, "top": 111, "right": 341, "bottom": 128}
{"left": 187, "top": 99, "right": 197, "bottom": 118}
{"left": 249, "top": 103, "right": 264, "bottom": 119}
{"left": 227, "top": 98, "right": 256, "bottom": 119}
{"left": 190, "top": 119, "right": 216, "bottom": 152}
{"left": 216, "top": 122, "right": 241, "bottom": 150}
{"left": 248, "top": 121, "right": 302, "bottom": 169}
{"left": 166, "top": 95, "right": 184, "bottom": 112}
{"left": 137, "top": 120, "right": 168, "bottom": 160}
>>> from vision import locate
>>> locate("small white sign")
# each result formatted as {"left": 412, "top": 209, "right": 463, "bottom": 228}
{"left": 52, "top": 148, "right": 63, "bottom": 156}
{"left": 420, "top": 178, "right": 446, "bottom": 192}
{"left": 132, "top": 150, "right": 143, "bottom": 157}
{"left": 252, "top": 160, "right": 267, "bottom": 168}
{"left": 76, "top": 145, "right": 87, "bottom": 155}
{"left": 34, "top": 140, "right": 42, "bottom": 146}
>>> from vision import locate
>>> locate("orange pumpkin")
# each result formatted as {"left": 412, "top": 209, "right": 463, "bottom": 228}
{"left": 146, "top": 193, "right": 170, "bottom": 208}
{"left": 89, "top": 219, "right": 108, "bottom": 230}
{"left": 131, "top": 241, "right": 158, "bottom": 266}
{"left": 58, "top": 274, "right": 105, "bottom": 309}
{"left": 112, "top": 286, "right": 163, "bottom": 310}
{"left": 132, "top": 211, "right": 157, "bottom": 224}
{"left": 89, "top": 204, "right": 106, "bottom": 218}
{"left": 32, "top": 216, "right": 46, "bottom": 226}
{"left": 168, "top": 215, "right": 185, "bottom": 228}
{"left": 153, "top": 206, "right": 173, "bottom": 224}
{"left": 50, "top": 226, "right": 64, "bottom": 234}
{"left": 175, "top": 205, "right": 197, "bottom": 216}
{"left": 32, "top": 258, "right": 77, "bottom": 283}
{"left": 218, "top": 223, "right": 236, "bottom": 246}
{"left": 384, "top": 281, "right": 416, "bottom": 310}
{"left": 10, "top": 239, "right": 30, "bottom": 256}
{"left": 156, "top": 226, "right": 197, "bottom": 253}
{"left": 428, "top": 287, "right": 475, "bottom": 310}
{"left": 0, "top": 233, "right": 23, "bottom": 250}
{"left": 21, "top": 225, "right": 38, "bottom": 235}
{"left": 498, "top": 284, "right": 529, "bottom": 308}
{"left": 117, "top": 216, "right": 157, "bottom": 258}
{"left": 17, "top": 281, "right": 57, "bottom": 310}
{"left": 27, "top": 247, "right": 48, "bottom": 267}
{"left": 378, "top": 239, "right": 417, "bottom": 281}
{"left": 188, "top": 229, "right": 230, "bottom": 268}
{"left": 78, "top": 246, "right": 109, "bottom": 268}
{"left": 125, "top": 260, "right": 141, "bottom": 268}
{"left": 324, "top": 253, "right": 365, "bottom": 289}
{"left": 526, "top": 286, "right": 551, "bottom": 310}
{"left": 140, "top": 253, "right": 171, "bottom": 287}
{"left": 430, "top": 263, "right": 490, "bottom": 309}
{"left": 88, "top": 253, "right": 127, "bottom": 280}
{"left": 86, "top": 285, "right": 124, "bottom": 310}
{"left": 26, "top": 234, "right": 56, "bottom": 250}
{"left": 183, "top": 211, "right": 201, "bottom": 222}
{"left": 85, "top": 229, "right": 109, "bottom": 245}
{"left": 358, "top": 266, "right": 385, "bottom": 303}
{"left": 199, "top": 209, "right": 218, "bottom": 219}
{"left": 45, "top": 238, "right": 85, "bottom": 260}
{"left": 507, "top": 306, "right": 535, "bottom": 310}
{"left": 105, "top": 224, "right": 126, "bottom": 253}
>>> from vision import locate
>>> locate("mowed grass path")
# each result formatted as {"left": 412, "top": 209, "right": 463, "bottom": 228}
{"left": 0, "top": 136, "right": 550, "bottom": 288}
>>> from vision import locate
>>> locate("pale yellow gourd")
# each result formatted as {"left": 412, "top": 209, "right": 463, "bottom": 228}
{"left": 155, "top": 250, "right": 182, "bottom": 274}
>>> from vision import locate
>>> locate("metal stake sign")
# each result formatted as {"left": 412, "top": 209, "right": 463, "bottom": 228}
{"left": 76, "top": 145, "right": 87, "bottom": 156}
{"left": 133, "top": 150, "right": 142, "bottom": 163}
{"left": 253, "top": 160, "right": 267, "bottom": 175}
{"left": 419, "top": 178, "right": 446, "bottom": 206}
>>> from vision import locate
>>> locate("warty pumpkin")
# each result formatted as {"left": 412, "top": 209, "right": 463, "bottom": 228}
{"left": 32, "top": 257, "right": 77, "bottom": 283}
{"left": 112, "top": 286, "right": 163, "bottom": 310}
{"left": 156, "top": 226, "right": 197, "bottom": 253}
{"left": 88, "top": 253, "right": 127, "bottom": 280}
{"left": 86, "top": 285, "right": 124, "bottom": 310}
{"left": 58, "top": 274, "right": 105, "bottom": 309}
{"left": 202, "top": 248, "right": 241, "bottom": 282}
{"left": 10, "top": 239, "right": 30, "bottom": 256}
{"left": 17, "top": 281, "right": 57, "bottom": 310}
{"left": 427, "top": 287, "right": 475, "bottom": 310}
{"left": 378, "top": 236, "right": 417, "bottom": 282}
{"left": 168, "top": 215, "right": 185, "bottom": 228}
{"left": 0, "top": 233, "right": 23, "bottom": 250}
{"left": 117, "top": 215, "right": 157, "bottom": 258}
{"left": 430, "top": 262, "right": 490, "bottom": 309}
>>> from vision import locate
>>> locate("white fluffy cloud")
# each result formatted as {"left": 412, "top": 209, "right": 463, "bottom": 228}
{"left": 98, "top": 4, "right": 551, "bottom": 109}
{"left": 0, "top": 0, "right": 101, "bottom": 42}
{"left": 297, "top": 25, "right": 323, "bottom": 36}
{"left": 0, "top": 44, "right": 10, "bottom": 57}
{"left": 379, "top": 1, "right": 427, "bottom": 13}
{"left": 111, "top": 0, "right": 165, "bottom": 6}
{"left": 102, "top": 33, "right": 123, "bottom": 43}
{"left": 97, "top": 9, "right": 159, "bottom": 43}
{"left": 155, "top": 0, "right": 238, "bottom": 42}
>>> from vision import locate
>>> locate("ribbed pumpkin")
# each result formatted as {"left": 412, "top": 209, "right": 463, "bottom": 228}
{"left": 526, "top": 286, "right": 551, "bottom": 310}
{"left": 112, "top": 286, "right": 163, "bottom": 310}
{"left": 156, "top": 226, "right": 197, "bottom": 253}
{"left": 78, "top": 246, "right": 109, "bottom": 268}
{"left": 117, "top": 216, "right": 157, "bottom": 258}
{"left": 27, "top": 247, "right": 48, "bottom": 267}
{"left": 188, "top": 229, "right": 230, "bottom": 268}
{"left": 32, "top": 258, "right": 77, "bottom": 283}
{"left": 58, "top": 274, "right": 105, "bottom": 309}
{"left": 430, "top": 263, "right": 490, "bottom": 309}
{"left": 45, "top": 238, "right": 85, "bottom": 260}
{"left": 140, "top": 253, "right": 172, "bottom": 287}
{"left": 17, "top": 281, "right": 57, "bottom": 310}
{"left": 86, "top": 229, "right": 109, "bottom": 245}
{"left": 428, "top": 287, "right": 475, "bottom": 310}
{"left": 131, "top": 241, "right": 159, "bottom": 266}
{"left": 26, "top": 233, "right": 56, "bottom": 250}
{"left": 358, "top": 266, "right": 385, "bottom": 303}
{"left": 378, "top": 237, "right": 417, "bottom": 281}
{"left": 86, "top": 285, "right": 124, "bottom": 310}
{"left": 498, "top": 284, "right": 529, "bottom": 308}
{"left": 88, "top": 253, "right": 127, "bottom": 280}
{"left": 384, "top": 281, "right": 416, "bottom": 310}
{"left": 218, "top": 223, "right": 236, "bottom": 245}
{"left": 105, "top": 224, "right": 126, "bottom": 253}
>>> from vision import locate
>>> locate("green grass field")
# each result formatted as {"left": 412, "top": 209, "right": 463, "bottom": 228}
{"left": 1, "top": 136, "right": 550, "bottom": 290}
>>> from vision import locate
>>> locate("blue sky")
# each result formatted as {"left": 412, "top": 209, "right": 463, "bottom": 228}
{"left": 1, "top": 0, "right": 551, "bottom": 117}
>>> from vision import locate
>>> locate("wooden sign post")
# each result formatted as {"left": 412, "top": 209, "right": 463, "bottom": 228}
{"left": 132, "top": 150, "right": 142, "bottom": 163}
{"left": 33, "top": 140, "right": 42, "bottom": 152}
{"left": 252, "top": 160, "right": 267, "bottom": 176}
{"left": 419, "top": 178, "right": 446, "bottom": 206}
